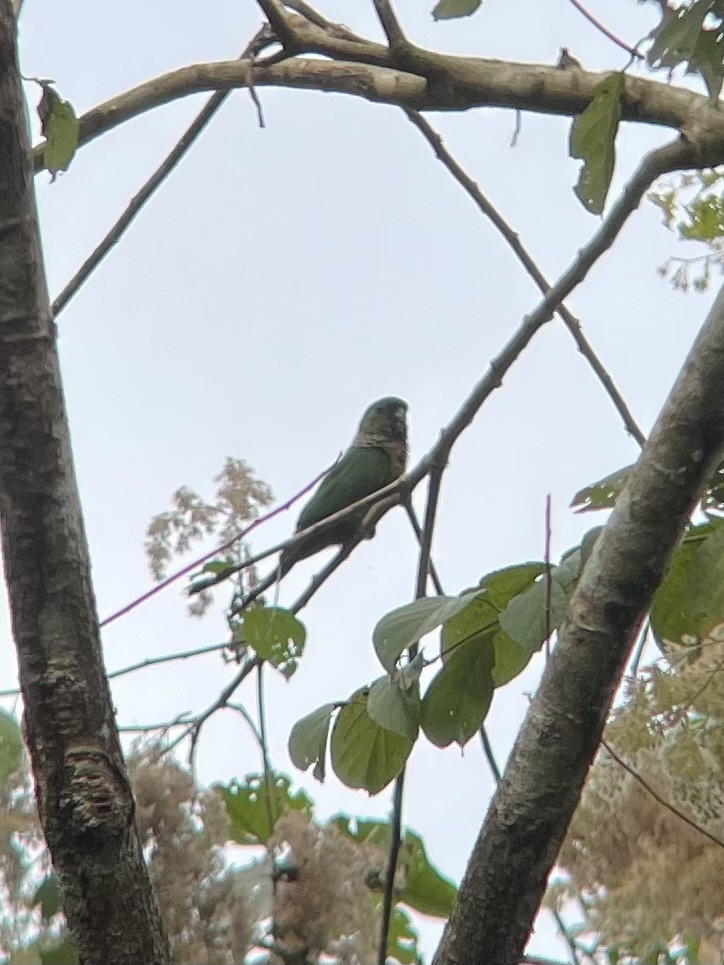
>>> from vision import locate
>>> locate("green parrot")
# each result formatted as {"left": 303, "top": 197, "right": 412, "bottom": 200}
{"left": 234, "top": 397, "right": 408, "bottom": 613}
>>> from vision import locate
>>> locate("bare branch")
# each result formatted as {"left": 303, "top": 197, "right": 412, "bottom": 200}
{"left": 567, "top": 0, "right": 644, "bottom": 60}
{"left": 108, "top": 642, "right": 227, "bottom": 680}
{"left": 162, "top": 657, "right": 260, "bottom": 757}
{"left": 51, "top": 29, "right": 275, "bottom": 320}
{"left": 402, "top": 109, "right": 647, "bottom": 448}
{"left": 100, "top": 458, "right": 333, "bottom": 628}
{"left": 32, "top": 48, "right": 724, "bottom": 175}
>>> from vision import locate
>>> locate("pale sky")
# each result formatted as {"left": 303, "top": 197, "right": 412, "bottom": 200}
{"left": 3, "top": 0, "right": 717, "bottom": 959}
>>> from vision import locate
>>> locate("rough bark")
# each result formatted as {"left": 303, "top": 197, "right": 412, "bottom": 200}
{"left": 0, "top": 7, "right": 170, "bottom": 964}
{"left": 432, "top": 283, "right": 724, "bottom": 965}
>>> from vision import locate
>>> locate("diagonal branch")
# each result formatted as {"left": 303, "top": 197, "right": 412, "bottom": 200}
{"left": 156, "top": 138, "right": 686, "bottom": 774}
{"left": 402, "top": 109, "right": 647, "bottom": 448}
{"left": 51, "top": 28, "right": 275, "bottom": 320}
{"left": 432, "top": 281, "right": 724, "bottom": 965}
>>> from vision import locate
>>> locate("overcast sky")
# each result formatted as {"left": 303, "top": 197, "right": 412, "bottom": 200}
{"left": 3, "top": 0, "right": 717, "bottom": 959}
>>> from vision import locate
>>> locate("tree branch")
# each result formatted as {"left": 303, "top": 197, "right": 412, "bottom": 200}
{"left": 371, "top": 0, "right": 408, "bottom": 48}
{"left": 51, "top": 29, "right": 274, "bottom": 320}
{"left": 32, "top": 49, "right": 724, "bottom": 175}
{"left": 432, "top": 282, "right": 724, "bottom": 965}
{"left": 402, "top": 109, "right": 647, "bottom": 448}
{"left": 0, "top": 4, "right": 171, "bottom": 961}
{"left": 566, "top": 0, "right": 644, "bottom": 61}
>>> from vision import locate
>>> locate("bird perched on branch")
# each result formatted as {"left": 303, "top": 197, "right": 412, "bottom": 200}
{"left": 233, "top": 396, "right": 408, "bottom": 614}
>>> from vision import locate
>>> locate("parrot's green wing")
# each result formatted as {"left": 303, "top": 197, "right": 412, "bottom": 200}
{"left": 297, "top": 446, "right": 395, "bottom": 532}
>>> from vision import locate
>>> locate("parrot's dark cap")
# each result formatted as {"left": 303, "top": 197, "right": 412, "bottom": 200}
{"left": 367, "top": 396, "right": 408, "bottom": 411}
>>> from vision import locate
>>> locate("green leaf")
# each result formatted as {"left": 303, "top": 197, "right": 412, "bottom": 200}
{"left": 288, "top": 703, "right": 335, "bottom": 781}
{"left": 680, "top": 194, "right": 724, "bottom": 241}
{"left": 399, "top": 829, "right": 458, "bottom": 918}
{"left": 388, "top": 905, "right": 422, "bottom": 965}
{"left": 692, "top": 23, "right": 724, "bottom": 101}
{"left": 0, "top": 708, "right": 22, "bottom": 788}
{"left": 499, "top": 551, "right": 581, "bottom": 654}
{"left": 647, "top": 1, "right": 723, "bottom": 99}
{"left": 218, "top": 772, "right": 313, "bottom": 845}
{"left": 570, "top": 464, "right": 633, "bottom": 512}
{"left": 331, "top": 690, "right": 414, "bottom": 794}
{"left": 39, "top": 937, "right": 77, "bottom": 965}
{"left": 569, "top": 72, "right": 625, "bottom": 214}
{"left": 438, "top": 564, "right": 548, "bottom": 687}
{"left": 330, "top": 813, "right": 391, "bottom": 848}
{"left": 421, "top": 639, "right": 494, "bottom": 748}
{"left": 367, "top": 675, "right": 421, "bottom": 740}
{"left": 431, "top": 0, "right": 482, "bottom": 20}
{"left": 241, "top": 607, "right": 306, "bottom": 678}
{"left": 373, "top": 593, "right": 479, "bottom": 673}
{"left": 33, "top": 873, "right": 63, "bottom": 921}
{"left": 652, "top": 521, "right": 724, "bottom": 658}
{"left": 38, "top": 85, "right": 79, "bottom": 176}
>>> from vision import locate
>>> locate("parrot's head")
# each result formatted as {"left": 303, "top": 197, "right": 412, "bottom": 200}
{"left": 358, "top": 397, "right": 408, "bottom": 443}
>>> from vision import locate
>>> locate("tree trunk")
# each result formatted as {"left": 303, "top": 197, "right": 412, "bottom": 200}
{"left": 0, "top": 7, "right": 170, "bottom": 963}
{"left": 433, "top": 283, "right": 724, "bottom": 965}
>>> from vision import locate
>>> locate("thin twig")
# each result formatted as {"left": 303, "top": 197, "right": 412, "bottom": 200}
{"left": 118, "top": 717, "right": 194, "bottom": 733}
{"left": 51, "top": 29, "right": 274, "bottom": 320}
{"left": 378, "top": 466, "right": 445, "bottom": 965}
{"left": 479, "top": 725, "right": 502, "bottom": 783}
{"left": 108, "top": 642, "right": 227, "bottom": 680}
{"left": 403, "top": 502, "right": 444, "bottom": 594}
{"left": 567, "top": 0, "right": 644, "bottom": 60}
{"left": 371, "top": 0, "right": 407, "bottom": 47}
{"left": 162, "top": 656, "right": 260, "bottom": 757}
{"left": 545, "top": 494, "right": 552, "bottom": 661}
{"left": 402, "top": 108, "right": 648, "bottom": 449}
{"left": 628, "top": 621, "right": 649, "bottom": 678}
{"left": 99, "top": 459, "right": 333, "bottom": 629}
{"left": 255, "top": 0, "right": 296, "bottom": 45}
{"left": 601, "top": 738, "right": 724, "bottom": 851}
{"left": 227, "top": 701, "right": 265, "bottom": 749}
{"left": 256, "top": 662, "right": 279, "bottom": 901}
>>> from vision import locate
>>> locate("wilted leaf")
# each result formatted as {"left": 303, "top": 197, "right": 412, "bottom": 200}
{"left": 38, "top": 84, "right": 79, "bottom": 176}
{"left": 288, "top": 703, "right": 335, "bottom": 781}
{"left": 569, "top": 72, "right": 625, "bottom": 214}
{"left": 571, "top": 464, "right": 633, "bottom": 512}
